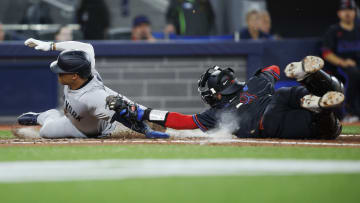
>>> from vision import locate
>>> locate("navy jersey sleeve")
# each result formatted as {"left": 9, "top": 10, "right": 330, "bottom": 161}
{"left": 193, "top": 109, "right": 217, "bottom": 132}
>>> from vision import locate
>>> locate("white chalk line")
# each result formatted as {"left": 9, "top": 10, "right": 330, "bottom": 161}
{"left": 1, "top": 159, "right": 360, "bottom": 183}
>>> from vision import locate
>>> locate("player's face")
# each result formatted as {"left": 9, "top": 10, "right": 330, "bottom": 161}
{"left": 338, "top": 9, "right": 356, "bottom": 23}
{"left": 57, "top": 73, "right": 77, "bottom": 85}
{"left": 216, "top": 93, "right": 222, "bottom": 100}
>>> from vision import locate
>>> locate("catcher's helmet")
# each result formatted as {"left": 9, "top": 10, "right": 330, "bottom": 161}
{"left": 198, "top": 66, "right": 244, "bottom": 106}
{"left": 50, "top": 50, "right": 92, "bottom": 79}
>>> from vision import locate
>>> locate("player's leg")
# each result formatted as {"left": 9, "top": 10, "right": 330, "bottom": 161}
{"left": 18, "top": 109, "right": 87, "bottom": 138}
{"left": 38, "top": 110, "right": 87, "bottom": 138}
{"left": 17, "top": 109, "right": 62, "bottom": 126}
{"left": 263, "top": 86, "right": 343, "bottom": 139}
{"left": 285, "top": 56, "right": 344, "bottom": 96}
{"left": 262, "top": 86, "right": 314, "bottom": 139}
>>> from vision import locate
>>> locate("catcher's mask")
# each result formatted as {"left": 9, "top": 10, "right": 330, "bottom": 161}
{"left": 198, "top": 66, "right": 244, "bottom": 107}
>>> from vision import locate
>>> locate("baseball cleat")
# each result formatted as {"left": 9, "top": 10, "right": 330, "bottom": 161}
{"left": 300, "top": 91, "right": 344, "bottom": 112}
{"left": 17, "top": 112, "right": 40, "bottom": 126}
{"left": 285, "top": 56, "right": 324, "bottom": 81}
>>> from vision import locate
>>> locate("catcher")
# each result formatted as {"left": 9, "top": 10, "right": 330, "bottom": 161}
{"left": 108, "top": 56, "right": 345, "bottom": 139}
{"left": 17, "top": 38, "right": 168, "bottom": 139}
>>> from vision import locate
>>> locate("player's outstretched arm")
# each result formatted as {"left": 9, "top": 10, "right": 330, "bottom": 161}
{"left": 92, "top": 94, "right": 170, "bottom": 139}
{"left": 106, "top": 95, "right": 199, "bottom": 130}
{"left": 52, "top": 41, "right": 95, "bottom": 60}
{"left": 24, "top": 38, "right": 101, "bottom": 80}
{"left": 24, "top": 38, "right": 95, "bottom": 61}
{"left": 24, "top": 38, "right": 52, "bottom": 51}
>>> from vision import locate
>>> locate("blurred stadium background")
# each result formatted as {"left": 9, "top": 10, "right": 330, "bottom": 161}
{"left": 0, "top": 0, "right": 358, "bottom": 123}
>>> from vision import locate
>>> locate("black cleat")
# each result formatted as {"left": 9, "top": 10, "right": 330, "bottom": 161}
{"left": 17, "top": 112, "right": 40, "bottom": 126}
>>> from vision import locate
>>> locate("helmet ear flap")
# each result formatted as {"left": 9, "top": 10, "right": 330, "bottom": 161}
{"left": 215, "top": 68, "right": 235, "bottom": 88}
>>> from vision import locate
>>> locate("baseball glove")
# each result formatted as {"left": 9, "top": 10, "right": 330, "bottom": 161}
{"left": 106, "top": 95, "right": 168, "bottom": 138}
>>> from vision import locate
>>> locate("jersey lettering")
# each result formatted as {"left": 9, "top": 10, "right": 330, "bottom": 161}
{"left": 65, "top": 100, "right": 83, "bottom": 122}
{"left": 239, "top": 92, "right": 257, "bottom": 105}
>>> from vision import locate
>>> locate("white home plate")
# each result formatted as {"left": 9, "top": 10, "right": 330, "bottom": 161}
{"left": 0, "top": 159, "right": 360, "bottom": 183}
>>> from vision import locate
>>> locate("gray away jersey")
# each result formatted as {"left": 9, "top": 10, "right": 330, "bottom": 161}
{"left": 63, "top": 77, "right": 118, "bottom": 137}
{"left": 54, "top": 41, "right": 135, "bottom": 137}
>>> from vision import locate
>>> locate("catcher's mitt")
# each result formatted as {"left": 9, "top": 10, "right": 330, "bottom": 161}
{"left": 106, "top": 95, "right": 169, "bottom": 139}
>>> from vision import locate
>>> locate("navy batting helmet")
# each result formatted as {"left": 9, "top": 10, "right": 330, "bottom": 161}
{"left": 50, "top": 50, "right": 92, "bottom": 79}
{"left": 198, "top": 66, "right": 244, "bottom": 106}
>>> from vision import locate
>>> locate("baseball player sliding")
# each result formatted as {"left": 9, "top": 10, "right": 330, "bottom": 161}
{"left": 108, "top": 56, "right": 345, "bottom": 139}
{"left": 17, "top": 38, "right": 168, "bottom": 139}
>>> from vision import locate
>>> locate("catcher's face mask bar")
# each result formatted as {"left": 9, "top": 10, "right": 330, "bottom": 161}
{"left": 198, "top": 66, "right": 222, "bottom": 107}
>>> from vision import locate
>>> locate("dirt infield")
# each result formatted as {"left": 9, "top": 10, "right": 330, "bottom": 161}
{"left": 1, "top": 135, "right": 360, "bottom": 148}
{"left": 1, "top": 125, "right": 360, "bottom": 148}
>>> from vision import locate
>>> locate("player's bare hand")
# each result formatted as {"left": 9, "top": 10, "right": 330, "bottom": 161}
{"left": 24, "top": 38, "right": 51, "bottom": 51}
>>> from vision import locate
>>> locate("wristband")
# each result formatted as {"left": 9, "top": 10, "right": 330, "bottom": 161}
{"left": 143, "top": 109, "right": 169, "bottom": 126}
{"left": 148, "top": 109, "right": 168, "bottom": 121}
{"left": 50, "top": 42, "right": 56, "bottom": 51}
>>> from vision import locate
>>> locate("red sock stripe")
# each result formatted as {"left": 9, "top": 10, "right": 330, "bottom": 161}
{"left": 261, "top": 65, "right": 280, "bottom": 80}
{"left": 164, "top": 112, "right": 198, "bottom": 130}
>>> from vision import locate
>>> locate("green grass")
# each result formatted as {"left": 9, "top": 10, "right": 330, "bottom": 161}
{"left": 0, "top": 145, "right": 360, "bottom": 161}
{"left": 1, "top": 127, "right": 360, "bottom": 203}
{"left": 341, "top": 125, "right": 360, "bottom": 134}
{"left": 1, "top": 174, "right": 359, "bottom": 203}
{"left": 0, "top": 130, "right": 13, "bottom": 139}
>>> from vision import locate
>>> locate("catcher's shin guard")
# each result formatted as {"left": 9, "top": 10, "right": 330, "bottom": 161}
{"left": 301, "top": 69, "right": 344, "bottom": 96}
{"left": 284, "top": 56, "right": 344, "bottom": 96}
